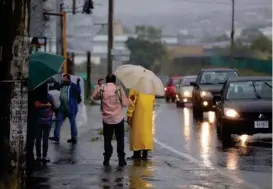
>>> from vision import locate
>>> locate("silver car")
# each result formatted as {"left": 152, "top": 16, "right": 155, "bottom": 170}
{"left": 176, "top": 75, "right": 197, "bottom": 108}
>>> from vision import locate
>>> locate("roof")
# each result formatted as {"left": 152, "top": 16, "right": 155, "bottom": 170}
{"left": 228, "top": 76, "right": 272, "bottom": 82}
{"left": 183, "top": 75, "right": 197, "bottom": 79}
{"left": 202, "top": 68, "right": 237, "bottom": 71}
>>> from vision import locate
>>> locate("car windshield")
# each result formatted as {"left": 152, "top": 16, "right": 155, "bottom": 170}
{"left": 226, "top": 80, "right": 272, "bottom": 100}
{"left": 173, "top": 79, "right": 180, "bottom": 85}
{"left": 200, "top": 71, "right": 238, "bottom": 84}
{"left": 182, "top": 77, "right": 197, "bottom": 86}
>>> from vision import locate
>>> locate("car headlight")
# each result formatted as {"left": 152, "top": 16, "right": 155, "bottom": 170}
{"left": 224, "top": 108, "right": 239, "bottom": 118}
{"left": 200, "top": 91, "right": 212, "bottom": 97}
{"left": 164, "top": 87, "right": 167, "bottom": 91}
{"left": 183, "top": 91, "right": 190, "bottom": 97}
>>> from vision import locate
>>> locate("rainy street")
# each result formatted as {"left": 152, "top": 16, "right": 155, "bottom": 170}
{"left": 27, "top": 101, "right": 272, "bottom": 189}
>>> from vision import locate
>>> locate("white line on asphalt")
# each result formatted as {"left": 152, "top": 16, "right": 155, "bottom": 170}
{"left": 153, "top": 104, "right": 259, "bottom": 189}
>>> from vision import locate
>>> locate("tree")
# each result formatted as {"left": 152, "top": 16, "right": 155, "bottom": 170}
{"left": 250, "top": 36, "right": 272, "bottom": 53}
{"left": 135, "top": 25, "right": 162, "bottom": 42}
{"left": 125, "top": 37, "right": 168, "bottom": 73}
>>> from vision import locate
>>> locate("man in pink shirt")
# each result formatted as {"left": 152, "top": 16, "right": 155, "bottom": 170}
{"left": 93, "top": 74, "right": 129, "bottom": 167}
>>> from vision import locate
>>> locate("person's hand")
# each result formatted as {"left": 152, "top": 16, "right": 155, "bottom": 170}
{"left": 77, "top": 78, "right": 81, "bottom": 84}
{"left": 127, "top": 117, "right": 132, "bottom": 126}
{"left": 130, "top": 95, "right": 135, "bottom": 101}
{"left": 46, "top": 103, "right": 51, "bottom": 108}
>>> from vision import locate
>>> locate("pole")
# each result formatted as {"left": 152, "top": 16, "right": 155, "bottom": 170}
{"left": 62, "top": 11, "right": 68, "bottom": 74}
{"left": 56, "top": 0, "right": 62, "bottom": 55}
{"left": 107, "top": 0, "right": 114, "bottom": 74}
{"left": 72, "top": 0, "right": 76, "bottom": 14}
{"left": 230, "top": 0, "right": 235, "bottom": 55}
{"left": 71, "top": 52, "right": 75, "bottom": 74}
{"left": 86, "top": 51, "right": 91, "bottom": 98}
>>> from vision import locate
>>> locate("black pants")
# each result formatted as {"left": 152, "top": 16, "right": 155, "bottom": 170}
{"left": 103, "top": 119, "right": 125, "bottom": 160}
{"left": 35, "top": 123, "right": 51, "bottom": 158}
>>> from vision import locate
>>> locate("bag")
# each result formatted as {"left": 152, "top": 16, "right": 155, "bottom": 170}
{"left": 38, "top": 95, "right": 54, "bottom": 124}
{"left": 100, "top": 85, "right": 122, "bottom": 111}
{"left": 71, "top": 84, "right": 82, "bottom": 104}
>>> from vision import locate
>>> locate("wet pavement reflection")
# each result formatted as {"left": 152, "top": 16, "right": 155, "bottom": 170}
{"left": 26, "top": 103, "right": 272, "bottom": 189}
{"left": 155, "top": 100, "right": 272, "bottom": 189}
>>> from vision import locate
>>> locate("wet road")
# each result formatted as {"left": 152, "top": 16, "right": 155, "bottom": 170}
{"left": 155, "top": 99, "right": 272, "bottom": 189}
{"left": 27, "top": 102, "right": 272, "bottom": 189}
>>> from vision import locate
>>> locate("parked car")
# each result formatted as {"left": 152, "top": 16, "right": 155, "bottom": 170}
{"left": 176, "top": 75, "right": 197, "bottom": 108}
{"left": 191, "top": 68, "right": 239, "bottom": 120}
{"left": 165, "top": 76, "right": 183, "bottom": 102}
{"left": 214, "top": 76, "right": 272, "bottom": 148}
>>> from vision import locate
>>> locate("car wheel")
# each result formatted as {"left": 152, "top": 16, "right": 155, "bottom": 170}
{"left": 193, "top": 105, "right": 203, "bottom": 121}
{"left": 221, "top": 126, "right": 232, "bottom": 148}
{"left": 172, "top": 98, "right": 176, "bottom": 102}
{"left": 176, "top": 101, "right": 180, "bottom": 108}
{"left": 165, "top": 97, "right": 170, "bottom": 103}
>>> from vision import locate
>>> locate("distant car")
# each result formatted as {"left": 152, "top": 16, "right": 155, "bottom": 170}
{"left": 165, "top": 76, "right": 183, "bottom": 102}
{"left": 176, "top": 75, "right": 197, "bottom": 108}
{"left": 156, "top": 75, "right": 169, "bottom": 98}
{"left": 191, "top": 68, "right": 239, "bottom": 120}
{"left": 214, "top": 76, "right": 272, "bottom": 148}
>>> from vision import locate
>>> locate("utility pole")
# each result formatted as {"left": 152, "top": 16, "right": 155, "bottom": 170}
{"left": 86, "top": 51, "right": 91, "bottom": 99}
{"left": 56, "top": 0, "right": 62, "bottom": 55}
{"left": 230, "top": 0, "right": 235, "bottom": 55}
{"left": 107, "top": 0, "right": 114, "bottom": 74}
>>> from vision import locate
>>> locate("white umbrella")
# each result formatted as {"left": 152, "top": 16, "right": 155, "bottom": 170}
{"left": 114, "top": 64, "right": 165, "bottom": 96}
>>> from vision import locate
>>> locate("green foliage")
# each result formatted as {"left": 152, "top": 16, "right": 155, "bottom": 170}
{"left": 125, "top": 28, "right": 168, "bottom": 72}
{"left": 250, "top": 36, "right": 272, "bottom": 53}
{"left": 135, "top": 25, "right": 162, "bottom": 42}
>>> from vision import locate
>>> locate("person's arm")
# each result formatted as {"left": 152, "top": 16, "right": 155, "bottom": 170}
{"left": 92, "top": 85, "right": 101, "bottom": 100}
{"left": 121, "top": 88, "right": 129, "bottom": 107}
{"left": 34, "top": 101, "right": 51, "bottom": 108}
{"left": 48, "top": 95, "right": 57, "bottom": 113}
{"left": 127, "top": 90, "right": 138, "bottom": 125}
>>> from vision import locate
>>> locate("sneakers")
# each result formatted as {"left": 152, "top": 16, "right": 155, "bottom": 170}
{"left": 118, "top": 159, "right": 127, "bottom": 167}
{"left": 42, "top": 157, "right": 50, "bottom": 164}
{"left": 103, "top": 160, "right": 110, "bottom": 166}
{"left": 67, "top": 138, "right": 77, "bottom": 144}
{"left": 49, "top": 137, "right": 60, "bottom": 144}
{"left": 36, "top": 157, "right": 50, "bottom": 164}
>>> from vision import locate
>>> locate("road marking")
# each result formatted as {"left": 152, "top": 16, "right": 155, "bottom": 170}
{"left": 153, "top": 105, "right": 259, "bottom": 189}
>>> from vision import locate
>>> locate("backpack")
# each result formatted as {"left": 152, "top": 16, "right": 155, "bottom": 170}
{"left": 100, "top": 84, "right": 122, "bottom": 111}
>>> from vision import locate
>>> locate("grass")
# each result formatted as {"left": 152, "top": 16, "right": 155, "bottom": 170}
{"left": 237, "top": 69, "right": 272, "bottom": 76}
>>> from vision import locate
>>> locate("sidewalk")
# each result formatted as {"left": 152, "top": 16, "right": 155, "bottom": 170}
{"left": 27, "top": 106, "right": 252, "bottom": 189}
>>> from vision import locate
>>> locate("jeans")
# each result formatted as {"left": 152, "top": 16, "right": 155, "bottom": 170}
{"left": 103, "top": 119, "right": 125, "bottom": 160}
{"left": 54, "top": 112, "right": 77, "bottom": 140}
{"left": 36, "top": 123, "right": 51, "bottom": 158}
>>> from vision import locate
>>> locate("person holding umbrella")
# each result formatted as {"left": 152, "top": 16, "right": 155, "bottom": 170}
{"left": 127, "top": 89, "right": 155, "bottom": 160}
{"left": 114, "top": 64, "right": 164, "bottom": 160}
{"left": 34, "top": 83, "right": 56, "bottom": 163}
{"left": 27, "top": 52, "right": 66, "bottom": 174}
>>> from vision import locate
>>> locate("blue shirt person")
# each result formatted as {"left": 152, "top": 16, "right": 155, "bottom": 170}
{"left": 49, "top": 74, "right": 81, "bottom": 144}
